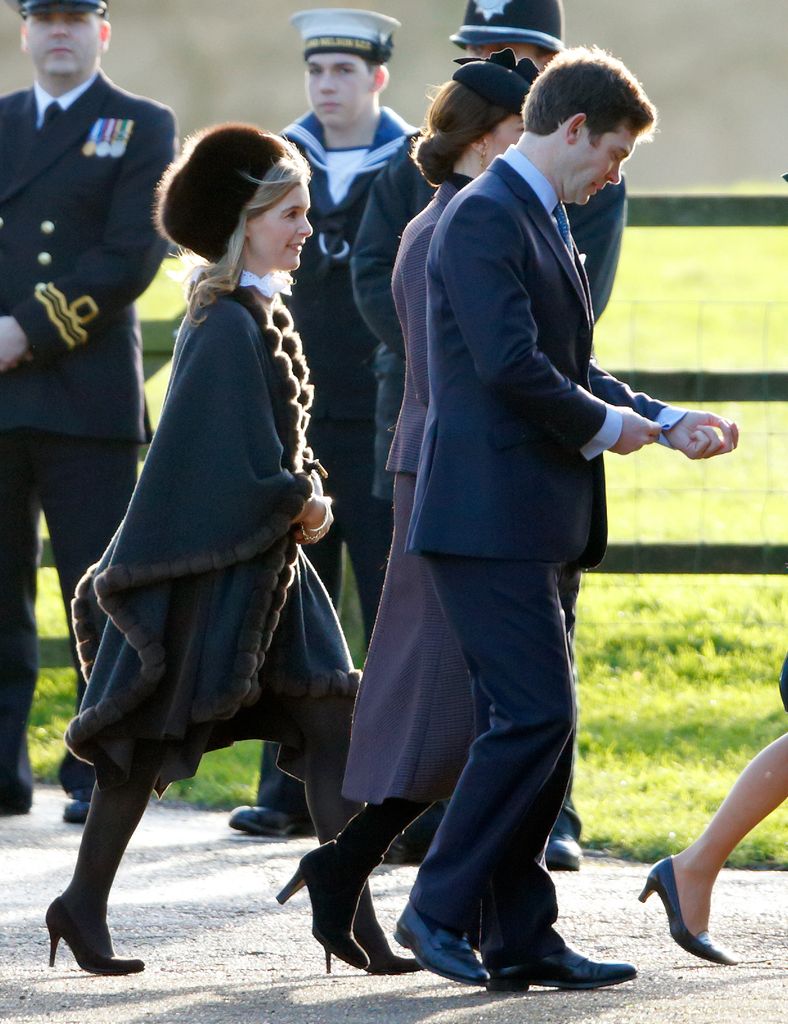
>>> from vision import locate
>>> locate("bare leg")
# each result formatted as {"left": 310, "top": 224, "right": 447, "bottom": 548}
{"left": 58, "top": 751, "right": 163, "bottom": 956}
{"left": 672, "top": 732, "right": 788, "bottom": 935}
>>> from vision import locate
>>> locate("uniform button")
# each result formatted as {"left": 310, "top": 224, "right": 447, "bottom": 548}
{"left": 37, "top": 252, "right": 52, "bottom": 266}
{"left": 0, "top": 216, "right": 4, "bottom": 229}
{"left": 40, "top": 220, "right": 55, "bottom": 234}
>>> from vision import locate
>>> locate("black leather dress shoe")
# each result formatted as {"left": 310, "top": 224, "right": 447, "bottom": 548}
{"left": 487, "top": 947, "right": 637, "bottom": 991}
{"left": 0, "top": 792, "right": 32, "bottom": 816}
{"left": 546, "top": 833, "right": 582, "bottom": 871}
{"left": 394, "top": 902, "right": 489, "bottom": 986}
{"left": 228, "top": 805, "right": 315, "bottom": 838}
{"left": 63, "top": 788, "right": 93, "bottom": 825}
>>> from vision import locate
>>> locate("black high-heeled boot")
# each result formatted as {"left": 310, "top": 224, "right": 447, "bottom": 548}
{"left": 638, "top": 857, "right": 739, "bottom": 966}
{"left": 352, "top": 886, "right": 421, "bottom": 975}
{"left": 277, "top": 843, "right": 370, "bottom": 972}
{"left": 46, "top": 897, "right": 145, "bottom": 975}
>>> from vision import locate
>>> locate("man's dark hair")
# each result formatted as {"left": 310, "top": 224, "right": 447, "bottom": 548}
{"left": 524, "top": 46, "right": 656, "bottom": 140}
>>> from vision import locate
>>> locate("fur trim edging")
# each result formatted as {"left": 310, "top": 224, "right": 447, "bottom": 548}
{"left": 263, "top": 668, "right": 361, "bottom": 700}
{"left": 65, "top": 479, "right": 311, "bottom": 756}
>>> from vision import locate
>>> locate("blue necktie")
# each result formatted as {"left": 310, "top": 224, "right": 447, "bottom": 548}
{"left": 553, "top": 202, "right": 572, "bottom": 251}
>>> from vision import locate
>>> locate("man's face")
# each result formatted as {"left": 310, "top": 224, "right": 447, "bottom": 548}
{"left": 561, "top": 121, "right": 636, "bottom": 205}
{"left": 305, "top": 53, "right": 380, "bottom": 132}
{"left": 22, "top": 12, "right": 109, "bottom": 87}
{"left": 465, "top": 41, "right": 555, "bottom": 72}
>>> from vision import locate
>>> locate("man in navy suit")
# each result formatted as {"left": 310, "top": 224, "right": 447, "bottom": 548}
{"left": 395, "top": 46, "right": 738, "bottom": 989}
{"left": 0, "top": 0, "right": 176, "bottom": 821}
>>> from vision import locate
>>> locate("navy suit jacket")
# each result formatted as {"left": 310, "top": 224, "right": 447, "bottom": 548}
{"left": 0, "top": 71, "right": 176, "bottom": 442}
{"left": 407, "top": 157, "right": 665, "bottom": 567}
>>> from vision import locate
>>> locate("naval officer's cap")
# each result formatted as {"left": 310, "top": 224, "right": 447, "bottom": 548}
{"left": 5, "top": 0, "right": 108, "bottom": 16}
{"left": 290, "top": 8, "right": 400, "bottom": 65}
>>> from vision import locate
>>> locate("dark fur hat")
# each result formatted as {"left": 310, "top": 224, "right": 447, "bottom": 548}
{"left": 156, "top": 123, "right": 293, "bottom": 262}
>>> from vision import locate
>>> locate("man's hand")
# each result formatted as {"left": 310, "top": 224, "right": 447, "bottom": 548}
{"left": 664, "top": 410, "right": 739, "bottom": 460}
{"left": 609, "top": 407, "right": 662, "bottom": 455}
{"left": 0, "top": 317, "right": 31, "bottom": 372}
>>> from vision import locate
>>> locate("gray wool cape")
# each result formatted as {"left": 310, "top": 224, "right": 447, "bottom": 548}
{"left": 65, "top": 289, "right": 359, "bottom": 792}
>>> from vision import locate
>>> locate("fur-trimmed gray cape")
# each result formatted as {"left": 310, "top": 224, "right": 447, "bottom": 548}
{"left": 65, "top": 288, "right": 359, "bottom": 791}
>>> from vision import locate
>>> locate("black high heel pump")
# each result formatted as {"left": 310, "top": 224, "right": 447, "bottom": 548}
{"left": 638, "top": 857, "right": 738, "bottom": 966}
{"left": 46, "top": 897, "right": 145, "bottom": 975}
{"left": 277, "top": 849, "right": 370, "bottom": 973}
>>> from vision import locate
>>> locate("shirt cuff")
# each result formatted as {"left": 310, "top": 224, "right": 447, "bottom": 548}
{"left": 581, "top": 406, "right": 622, "bottom": 460}
{"left": 656, "top": 406, "right": 687, "bottom": 448}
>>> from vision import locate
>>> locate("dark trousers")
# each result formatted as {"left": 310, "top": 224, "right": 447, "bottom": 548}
{"left": 411, "top": 555, "right": 581, "bottom": 966}
{"left": 254, "top": 417, "right": 391, "bottom": 813}
{"left": 0, "top": 431, "right": 138, "bottom": 806}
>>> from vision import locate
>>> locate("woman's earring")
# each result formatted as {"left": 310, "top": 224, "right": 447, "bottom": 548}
{"left": 479, "top": 141, "right": 489, "bottom": 173}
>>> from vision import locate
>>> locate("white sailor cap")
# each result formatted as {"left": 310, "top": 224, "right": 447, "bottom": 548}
{"left": 291, "top": 8, "right": 400, "bottom": 64}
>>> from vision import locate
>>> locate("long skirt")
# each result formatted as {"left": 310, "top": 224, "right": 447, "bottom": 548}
{"left": 342, "top": 472, "right": 474, "bottom": 804}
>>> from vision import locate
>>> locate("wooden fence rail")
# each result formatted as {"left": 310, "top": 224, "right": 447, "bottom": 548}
{"left": 41, "top": 195, "right": 788, "bottom": 576}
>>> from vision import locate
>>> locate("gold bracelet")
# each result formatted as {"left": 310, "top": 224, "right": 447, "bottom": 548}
{"left": 299, "top": 501, "right": 333, "bottom": 544}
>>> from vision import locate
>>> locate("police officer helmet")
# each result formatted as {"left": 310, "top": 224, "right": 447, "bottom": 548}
{"left": 451, "top": 0, "right": 564, "bottom": 53}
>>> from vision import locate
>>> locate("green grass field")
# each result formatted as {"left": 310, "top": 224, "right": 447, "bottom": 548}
{"left": 28, "top": 226, "right": 788, "bottom": 867}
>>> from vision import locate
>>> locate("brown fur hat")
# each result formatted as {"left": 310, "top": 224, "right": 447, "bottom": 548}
{"left": 156, "top": 123, "right": 292, "bottom": 262}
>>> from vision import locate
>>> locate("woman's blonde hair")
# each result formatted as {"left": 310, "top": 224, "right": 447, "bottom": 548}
{"left": 183, "top": 144, "right": 310, "bottom": 323}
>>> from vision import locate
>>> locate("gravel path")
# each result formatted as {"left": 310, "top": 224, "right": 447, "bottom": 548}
{"left": 1, "top": 787, "right": 785, "bottom": 1024}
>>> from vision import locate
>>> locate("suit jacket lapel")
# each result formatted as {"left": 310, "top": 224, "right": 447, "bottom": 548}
{"left": 0, "top": 72, "right": 112, "bottom": 205}
{"left": 488, "top": 158, "right": 592, "bottom": 326}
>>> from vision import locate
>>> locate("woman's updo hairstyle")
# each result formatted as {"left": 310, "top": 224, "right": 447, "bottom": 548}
{"left": 413, "top": 50, "right": 539, "bottom": 187}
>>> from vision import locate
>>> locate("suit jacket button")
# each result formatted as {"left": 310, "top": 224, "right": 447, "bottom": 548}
{"left": 40, "top": 220, "right": 55, "bottom": 234}
{"left": 37, "top": 252, "right": 52, "bottom": 265}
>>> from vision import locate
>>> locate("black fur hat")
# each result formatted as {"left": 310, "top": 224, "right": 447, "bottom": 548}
{"left": 156, "top": 123, "right": 292, "bottom": 262}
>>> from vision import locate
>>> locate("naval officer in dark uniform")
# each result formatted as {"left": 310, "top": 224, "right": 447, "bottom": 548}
{"left": 228, "top": 8, "right": 417, "bottom": 839}
{"left": 0, "top": 0, "right": 176, "bottom": 821}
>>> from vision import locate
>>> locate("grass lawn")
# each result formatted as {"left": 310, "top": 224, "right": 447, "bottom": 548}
{"left": 28, "top": 226, "right": 788, "bottom": 867}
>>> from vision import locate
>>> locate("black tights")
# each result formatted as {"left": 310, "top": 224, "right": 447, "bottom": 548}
{"left": 59, "top": 697, "right": 399, "bottom": 959}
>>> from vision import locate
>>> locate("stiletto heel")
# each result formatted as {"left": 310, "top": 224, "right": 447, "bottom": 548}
{"left": 276, "top": 843, "right": 369, "bottom": 971}
{"left": 45, "top": 897, "right": 145, "bottom": 975}
{"left": 639, "top": 857, "right": 738, "bottom": 966}
{"left": 276, "top": 868, "right": 306, "bottom": 905}
{"left": 638, "top": 879, "right": 655, "bottom": 903}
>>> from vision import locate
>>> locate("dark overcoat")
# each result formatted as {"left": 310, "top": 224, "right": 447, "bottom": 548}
{"left": 0, "top": 70, "right": 176, "bottom": 442}
{"left": 65, "top": 292, "right": 359, "bottom": 792}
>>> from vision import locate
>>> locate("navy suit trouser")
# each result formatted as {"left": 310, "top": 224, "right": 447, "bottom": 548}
{"left": 0, "top": 430, "right": 138, "bottom": 808}
{"left": 411, "top": 554, "right": 581, "bottom": 965}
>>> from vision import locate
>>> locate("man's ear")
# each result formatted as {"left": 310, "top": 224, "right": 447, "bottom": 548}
{"left": 99, "top": 19, "right": 111, "bottom": 52}
{"left": 371, "top": 64, "right": 389, "bottom": 94}
{"left": 564, "top": 112, "right": 588, "bottom": 145}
